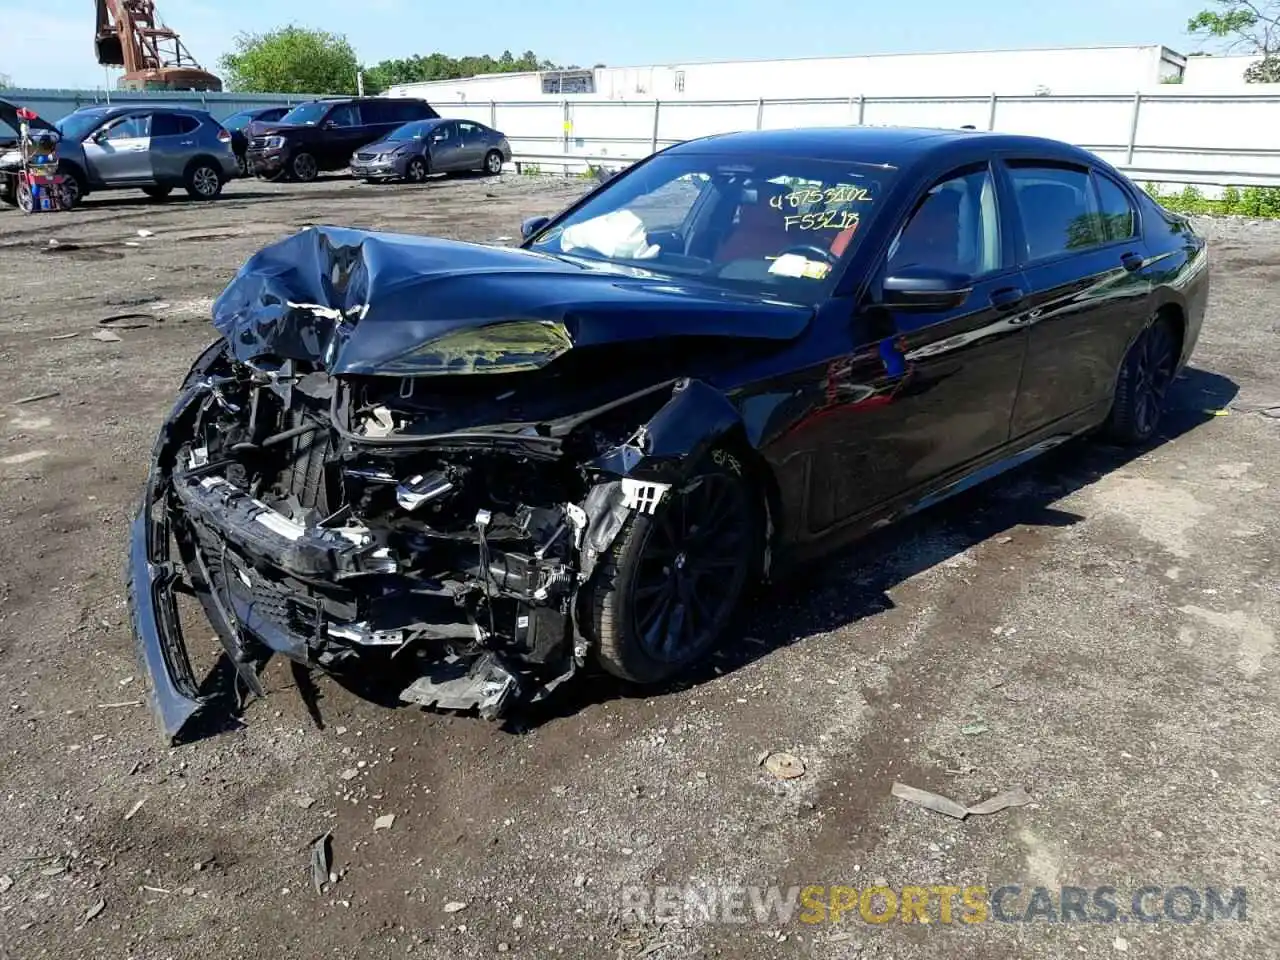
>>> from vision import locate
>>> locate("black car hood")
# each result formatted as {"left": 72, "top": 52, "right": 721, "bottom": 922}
{"left": 211, "top": 225, "right": 813, "bottom": 376}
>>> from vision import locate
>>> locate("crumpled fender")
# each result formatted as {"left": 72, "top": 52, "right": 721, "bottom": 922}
{"left": 577, "top": 378, "right": 745, "bottom": 581}
{"left": 590, "top": 378, "right": 743, "bottom": 484}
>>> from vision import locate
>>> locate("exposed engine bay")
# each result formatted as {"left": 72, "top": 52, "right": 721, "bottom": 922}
{"left": 131, "top": 338, "right": 757, "bottom": 740}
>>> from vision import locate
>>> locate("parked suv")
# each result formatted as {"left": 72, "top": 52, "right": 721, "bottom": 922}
{"left": 244, "top": 97, "right": 439, "bottom": 182}
{"left": 6, "top": 104, "right": 237, "bottom": 204}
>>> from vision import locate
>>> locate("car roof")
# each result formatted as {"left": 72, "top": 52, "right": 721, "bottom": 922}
{"left": 71, "top": 104, "right": 210, "bottom": 117}
{"left": 669, "top": 125, "right": 1103, "bottom": 169}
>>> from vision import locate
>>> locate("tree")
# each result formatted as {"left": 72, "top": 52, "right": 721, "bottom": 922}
{"left": 361, "top": 50, "right": 569, "bottom": 93}
{"left": 219, "top": 26, "right": 359, "bottom": 94}
{"left": 1187, "top": 0, "right": 1280, "bottom": 81}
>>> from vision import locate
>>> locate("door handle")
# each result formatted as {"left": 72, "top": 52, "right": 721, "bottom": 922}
{"left": 1120, "top": 251, "right": 1145, "bottom": 272}
{"left": 989, "top": 287, "right": 1026, "bottom": 311}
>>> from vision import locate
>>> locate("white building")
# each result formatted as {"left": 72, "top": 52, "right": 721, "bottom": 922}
{"left": 388, "top": 44, "right": 1188, "bottom": 103}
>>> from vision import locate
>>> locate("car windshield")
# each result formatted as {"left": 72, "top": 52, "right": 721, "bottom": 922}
{"left": 527, "top": 152, "right": 895, "bottom": 304}
{"left": 56, "top": 110, "right": 110, "bottom": 142}
{"left": 279, "top": 102, "right": 329, "bottom": 125}
{"left": 387, "top": 121, "right": 434, "bottom": 141}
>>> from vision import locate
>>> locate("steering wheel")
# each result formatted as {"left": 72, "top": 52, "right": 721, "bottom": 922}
{"left": 778, "top": 244, "right": 838, "bottom": 264}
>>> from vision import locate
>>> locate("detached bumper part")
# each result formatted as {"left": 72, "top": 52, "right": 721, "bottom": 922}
{"left": 128, "top": 494, "right": 205, "bottom": 742}
{"left": 400, "top": 653, "right": 520, "bottom": 720}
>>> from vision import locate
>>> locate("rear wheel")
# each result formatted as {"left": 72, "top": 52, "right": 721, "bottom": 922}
{"left": 143, "top": 185, "right": 173, "bottom": 200}
{"left": 290, "top": 151, "right": 318, "bottom": 183}
{"left": 1105, "top": 315, "right": 1179, "bottom": 445}
{"left": 184, "top": 162, "right": 223, "bottom": 200}
{"left": 16, "top": 180, "right": 34, "bottom": 213}
{"left": 235, "top": 153, "right": 249, "bottom": 177}
{"left": 587, "top": 453, "right": 759, "bottom": 684}
{"left": 483, "top": 150, "right": 503, "bottom": 175}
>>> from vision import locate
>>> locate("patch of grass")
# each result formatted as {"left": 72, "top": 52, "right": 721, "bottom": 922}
{"left": 1144, "top": 182, "right": 1280, "bottom": 218}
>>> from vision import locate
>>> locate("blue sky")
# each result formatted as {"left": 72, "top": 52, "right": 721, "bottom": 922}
{"left": 1, "top": 0, "right": 1216, "bottom": 89}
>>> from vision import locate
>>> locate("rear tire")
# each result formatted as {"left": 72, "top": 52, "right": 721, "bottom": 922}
{"left": 1105, "top": 315, "right": 1179, "bottom": 445}
{"left": 586, "top": 452, "right": 759, "bottom": 684}
{"left": 483, "top": 150, "right": 503, "bottom": 175}
{"left": 184, "top": 162, "right": 223, "bottom": 200}
{"left": 16, "top": 180, "right": 34, "bottom": 214}
{"left": 143, "top": 185, "right": 173, "bottom": 200}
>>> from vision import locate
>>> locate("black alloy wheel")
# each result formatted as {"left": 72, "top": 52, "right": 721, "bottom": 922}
{"left": 1107, "top": 315, "right": 1178, "bottom": 444}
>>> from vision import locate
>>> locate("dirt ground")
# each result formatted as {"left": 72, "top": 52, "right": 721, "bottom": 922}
{"left": 0, "top": 175, "right": 1277, "bottom": 960}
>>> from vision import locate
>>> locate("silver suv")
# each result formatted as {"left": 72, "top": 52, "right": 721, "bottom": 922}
{"left": 42, "top": 105, "right": 238, "bottom": 203}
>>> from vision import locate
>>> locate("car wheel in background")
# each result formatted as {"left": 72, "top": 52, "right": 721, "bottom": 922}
{"left": 235, "top": 153, "right": 249, "bottom": 177}
{"left": 290, "top": 152, "right": 319, "bottom": 183}
{"left": 484, "top": 150, "right": 503, "bottom": 175}
{"left": 58, "top": 163, "right": 87, "bottom": 207}
{"left": 405, "top": 157, "right": 429, "bottom": 183}
{"left": 142, "top": 186, "right": 173, "bottom": 201}
{"left": 185, "top": 162, "right": 224, "bottom": 200}
{"left": 585, "top": 450, "right": 760, "bottom": 684}
{"left": 16, "top": 180, "right": 34, "bottom": 213}
{"left": 1105, "top": 314, "right": 1179, "bottom": 445}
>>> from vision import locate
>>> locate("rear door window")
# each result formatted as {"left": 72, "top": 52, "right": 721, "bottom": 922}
{"left": 1093, "top": 172, "right": 1138, "bottom": 241}
{"left": 1006, "top": 161, "right": 1105, "bottom": 261}
{"left": 151, "top": 113, "right": 199, "bottom": 137}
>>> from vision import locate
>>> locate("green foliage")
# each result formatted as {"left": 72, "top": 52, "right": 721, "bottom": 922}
{"left": 363, "top": 50, "right": 574, "bottom": 94}
{"left": 1187, "top": 1, "right": 1280, "bottom": 67}
{"left": 219, "top": 26, "right": 359, "bottom": 95}
{"left": 1146, "top": 183, "right": 1280, "bottom": 217}
{"left": 1243, "top": 56, "right": 1280, "bottom": 81}
{"left": 521, "top": 163, "right": 542, "bottom": 176}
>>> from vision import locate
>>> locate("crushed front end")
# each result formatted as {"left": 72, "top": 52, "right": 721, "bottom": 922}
{"left": 129, "top": 344, "right": 705, "bottom": 741}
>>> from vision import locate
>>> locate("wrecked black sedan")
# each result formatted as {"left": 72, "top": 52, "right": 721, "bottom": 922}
{"left": 130, "top": 126, "right": 1207, "bottom": 741}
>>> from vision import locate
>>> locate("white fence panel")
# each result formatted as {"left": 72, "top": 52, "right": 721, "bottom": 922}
{"left": 1136, "top": 95, "right": 1280, "bottom": 152}
{"left": 992, "top": 97, "right": 1135, "bottom": 148}
{"left": 759, "top": 100, "right": 858, "bottom": 129}
{"left": 863, "top": 98, "right": 991, "bottom": 130}
{"left": 658, "top": 101, "right": 760, "bottom": 143}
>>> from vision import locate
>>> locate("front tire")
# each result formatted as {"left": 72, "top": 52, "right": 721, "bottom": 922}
{"left": 405, "top": 157, "right": 429, "bottom": 183}
{"left": 184, "top": 162, "right": 223, "bottom": 200}
{"left": 290, "top": 151, "right": 318, "bottom": 183}
{"left": 587, "top": 453, "right": 759, "bottom": 684}
{"left": 1105, "top": 315, "right": 1178, "bottom": 445}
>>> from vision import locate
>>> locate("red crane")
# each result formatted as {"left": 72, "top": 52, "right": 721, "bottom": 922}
{"left": 94, "top": 0, "right": 223, "bottom": 92}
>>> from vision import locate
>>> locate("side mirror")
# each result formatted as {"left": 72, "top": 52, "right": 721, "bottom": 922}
{"left": 91, "top": 130, "right": 108, "bottom": 144}
{"left": 521, "top": 216, "right": 551, "bottom": 240}
{"left": 881, "top": 267, "right": 972, "bottom": 311}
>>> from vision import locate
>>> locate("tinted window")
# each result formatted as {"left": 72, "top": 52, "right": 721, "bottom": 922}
{"left": 430, "top": 121, "right": 458, "bottom": 143}
{"left": 360, "top": 100, "right": 397, "bottom": 124}
{"left": 399, "top": 99, "right": 438, "bottom": 120}
{"left": 327, "top": 104, "right": 359, "bottom": 127}
{"left": 1094, "top": 173, "right": 1137, "bottom": 241}
{"left": 151, "top": 113, "right": 199, "bottom": 137}
{"left": 888, "top": 165, "right": 1001, "bottom": 277}
{"left": 1008, "top": 163, "right": 1104, "bottom": 261}
{"left": 105, "top": 115, "right": 151, "bottom": 140}
{"left": 458, "top": 121, "right": 485, "bottom": 141}
{"left": 221, "top": 110, "right": 255, "bottom": 131}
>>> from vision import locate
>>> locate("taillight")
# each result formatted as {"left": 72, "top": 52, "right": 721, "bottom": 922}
{"left": 217, "top": 127, "right": 231, "bottom": 143}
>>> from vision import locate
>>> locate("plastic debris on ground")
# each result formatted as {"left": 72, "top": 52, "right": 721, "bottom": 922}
{"left": 891, "top": 782, "right": 1034, "bottom": 820}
